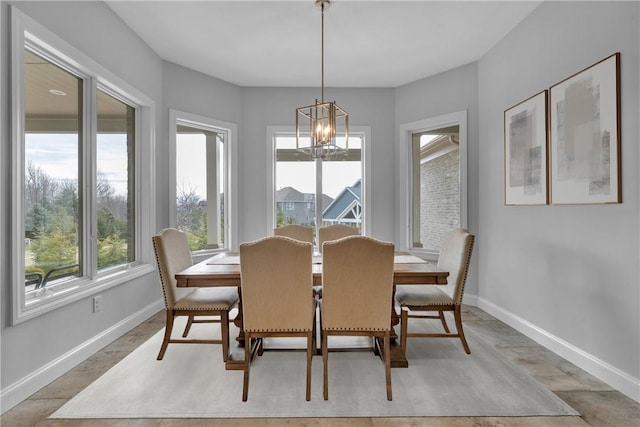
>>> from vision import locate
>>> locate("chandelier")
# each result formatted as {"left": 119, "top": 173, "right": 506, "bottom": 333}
{"left": 296, "top": 0, "right": 349, "bottom": 160}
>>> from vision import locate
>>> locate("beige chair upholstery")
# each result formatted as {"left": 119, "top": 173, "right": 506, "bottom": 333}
{"left": 321, "top": 235, "right": 395, "bottom": 401}
{"left": 239, "top": 236, "right": 316, "bottom": 401}
{"left": 396, "top": 228, "right": 475, "bottom": 355}
{"left": 152, "top": 228, "right": 238, "bottom": 362}
{"left": 317, "top": 224, "right": 359, "bottom": 253}
{"left": 273, "top": 224, "right": 314, "bottom": 243}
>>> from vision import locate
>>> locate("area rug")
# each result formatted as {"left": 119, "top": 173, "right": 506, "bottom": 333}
{"left": 51, "top": 314, "right": 578, "bottom": 418}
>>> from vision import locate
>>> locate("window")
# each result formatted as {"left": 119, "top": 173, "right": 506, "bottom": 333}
{"left": 11, "top": 8, "right": 156, "bottom": 323}
{"left": 169, "top": 110, "right": 238, "bottom": 256}
{"left": 398, "top": 111, "right": 467, "bottom": 259}
{"left": 268, "top": 127, "right": 371, "bottom": 241}
{"left": 97, "top": 89, "right": 136, "bottom": 271}
{"left": 412, "top": 127, "right": 460, "bottom": 251}
{"left": 23, "top": 49, "right": 83, "bottom": 290}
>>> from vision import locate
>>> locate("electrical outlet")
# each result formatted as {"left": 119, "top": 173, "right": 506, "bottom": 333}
{"left": 93, "top": 295, "right": 102, "bottom": 313}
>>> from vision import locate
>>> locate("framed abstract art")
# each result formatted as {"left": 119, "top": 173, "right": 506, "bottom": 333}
{"left": 549, "top": 53, "right": 621, "bottom": 204}
{"left": 504, "top": 90, "right": 548, "bottom": 205}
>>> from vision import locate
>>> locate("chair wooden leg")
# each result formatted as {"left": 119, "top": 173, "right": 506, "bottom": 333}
{"left": 317, "top": 304, "right": 323, "bottom": 356}
{"left": 306, "top": 332, "right": 313, "bottom": 401}
{"left": 384, "top": 331, "right": 392, "bottom": 401}
{"left": 157, "top": 310, "right": 174, "bottom": 360}
{"left": 242, "top": 334, "right": 251, "bottom": 401}
{"left": 438, "top": 310, "right": 450, "bottom": 333}
{"left": 182, "top": 315, "right": 194, "bottom": 337}
{"left": 454, "top": 305, "right": 471, "bottom": 354}
{"left": 312, "top": 312, "right": 318, "bottom": 356}
{"left": 322, "top": 332, "right": 329, "bottom": 400}
{"left": 221, "top": 311, "right": 229, "bottom": 362}
{"left": 400, "top": 308, "right": 408, "bottom": 356}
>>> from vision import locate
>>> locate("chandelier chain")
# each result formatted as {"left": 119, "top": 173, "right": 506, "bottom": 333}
{"left": 321, "top": 1, "right": 325, "bottom": 102}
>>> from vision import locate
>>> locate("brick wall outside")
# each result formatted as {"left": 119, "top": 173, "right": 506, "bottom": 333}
{"left": 420, "top": 149, "right": 460, "bottom": 251}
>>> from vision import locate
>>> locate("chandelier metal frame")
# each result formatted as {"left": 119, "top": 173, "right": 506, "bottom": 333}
{"left": 295, "top": 0, "right": 349, "bottom": 160}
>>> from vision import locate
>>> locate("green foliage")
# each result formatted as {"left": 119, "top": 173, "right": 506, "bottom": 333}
{"left": 24, "top": 163, "right": 131, "bottom": 285}
{"left": 97, "top": 235, "right": 128, "bottom": 270}
{"left": 276, "top": 208, "right": 299, "bottom": 227}
{"left": 31, "top": 229, "right": 78, "bottom": 270}
{"left": 186, "top": 230, "right": 207, "bottom": 252}
{"left": 176, "top": 185, "right": 211, "bottom": 251}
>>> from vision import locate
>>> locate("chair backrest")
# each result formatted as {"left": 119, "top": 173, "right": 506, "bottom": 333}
{"left": 436, "top": 228, "right": 475, "bottom": 305}
{"left": 273, "top": 224, "right": 314, "bottom": 243}
{"left": 318, "top": 224, "right": 359, "bottom": 252}
{"left": 240, "top": 236, "right": 314, "bottom": 332}
{"left": 322, "top": 236, "right": 395, "bottom": 331}
{"left": 152, "top": 228, "right": 193, "bottom": 309}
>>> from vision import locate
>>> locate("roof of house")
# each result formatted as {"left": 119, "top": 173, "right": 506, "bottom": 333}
{"left": 276, "top": 187, "right": 334, "bottom": 207}
{"left": 322, "top": 180, "right": 361, "bottom": 220}
{"left": 276, "top": 187, "right": 306, "bottom": 203}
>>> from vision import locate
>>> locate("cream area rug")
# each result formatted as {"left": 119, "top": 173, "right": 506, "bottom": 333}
{"left": 51, "top": 314, "right": 578, "bottom": 419}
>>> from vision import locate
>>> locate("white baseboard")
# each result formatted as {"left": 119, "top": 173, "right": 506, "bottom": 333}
{"left": 0, "top": 300, "right": 164, "bottom": 413}
{"left": 476, "top": 297, "right": 640, "bottom": 403}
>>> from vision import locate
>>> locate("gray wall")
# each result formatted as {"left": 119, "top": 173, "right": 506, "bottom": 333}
{"left": 477, "top": 0, "right": 639, "bottom": 390}
{"left": 1, "top": 0, "right": 165, "bottom": 406}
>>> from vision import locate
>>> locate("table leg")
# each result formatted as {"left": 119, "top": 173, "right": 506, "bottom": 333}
{"left": 226, "top": 289, "right": 250, "bottom": 370}
{"left": 232, "top": 291, "right": 245, "bottom": 346}
{"left": 387, "top": 284, "right": 408, "bottom": 368}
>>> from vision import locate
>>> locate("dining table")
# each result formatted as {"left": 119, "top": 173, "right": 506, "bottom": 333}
{"left": 175, "top": 251, "right": 449, "bottom": 370}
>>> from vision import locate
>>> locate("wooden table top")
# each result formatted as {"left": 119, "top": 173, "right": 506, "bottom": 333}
{"left": 175, "top": 252, "right": 449, "bottom": 287}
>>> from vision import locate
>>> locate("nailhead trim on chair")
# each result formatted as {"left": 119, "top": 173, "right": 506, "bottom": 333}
{"left": 244, "top": 328, "right": 314, "bottom": 332}
{"left": 152, "top": 237, "right": 171, "bottom": 310}
{"left": 454, "top": 234, "right": 475, "bottom": 305}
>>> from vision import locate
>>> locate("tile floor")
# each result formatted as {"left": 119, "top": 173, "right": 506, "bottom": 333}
{"left": 1, "top": 306, "right": 638, "bottom": 427}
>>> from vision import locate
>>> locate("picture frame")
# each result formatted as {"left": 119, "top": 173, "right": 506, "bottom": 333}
{"left": 549, "top": 53, "right": 621, "bottom": 204}
{"left": 504, "top": 90, "right": 549, "bottom": 205}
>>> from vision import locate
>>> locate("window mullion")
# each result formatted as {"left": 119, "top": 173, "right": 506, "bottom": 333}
{"left": 315, "top": 158, "right": 322, "bottom": 231}
{"left": 85, "top": 77, "right": 98, "bottom": 279}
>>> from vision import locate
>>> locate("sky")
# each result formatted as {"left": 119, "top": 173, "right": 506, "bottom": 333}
{"left": 176, "top": 134, "right": 362, "bottom": 201}
{"left": 274, "top": 135, "right": 361, "bottom": 199}
{"left": 25, "top": 133, "right": 129, "bottom": 196}
{"left": 27, "top": 132, "right": 361, "bottom": 202}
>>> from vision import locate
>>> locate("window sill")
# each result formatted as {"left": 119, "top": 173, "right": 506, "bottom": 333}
{"left": 192, "top": 248, "right": 226, "bottom": 264}
{"left": 14, "top": 263, "right": 156, "bottom": 325}
{"left": 409, "top": 248, "right": 439, "bottom": 263}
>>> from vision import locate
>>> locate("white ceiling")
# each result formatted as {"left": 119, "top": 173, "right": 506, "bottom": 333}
{"left": 106, "top": 0, "right": 542, "bottom": 88}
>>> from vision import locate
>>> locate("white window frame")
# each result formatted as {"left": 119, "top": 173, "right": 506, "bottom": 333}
{"left": 10, "top": 8, "right": 156, "bottom": 324}
{"left": 266, "top": 126, "right": 371, "bottom": 237}
{"left": 169, "top": 109, "right": 238, "bottom": 257}
{"left": 397, "top": 110, "right": 468, "bottom": 260}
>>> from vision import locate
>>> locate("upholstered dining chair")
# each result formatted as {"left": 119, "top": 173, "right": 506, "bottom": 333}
{"left": 239, "top": 236, "right": 316, "bottom": 401}
{"left": 321, "top": 235, "right": 395, "bottom": 401}
{"left": 317, "top": 224, "right": 359, "bottom": 253}
{"left": 152, "top": 228, "right": 238, "bottom": 362}
{"left": 273, "top": 224, "right": 314, "bottom": 243}
{"left": 396, "top": 228, "right": 475, "bottom": 355}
